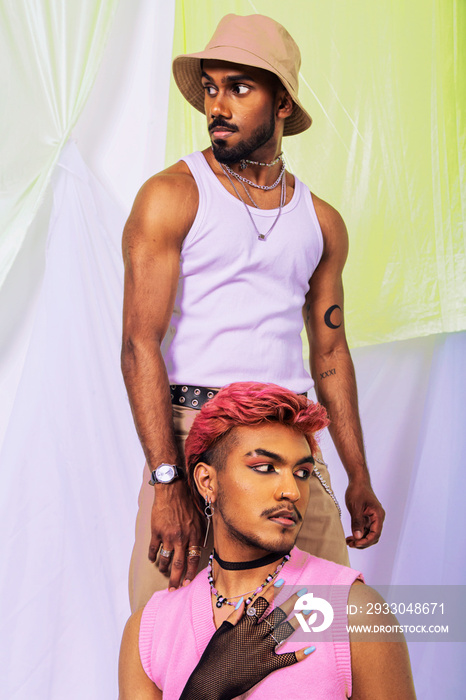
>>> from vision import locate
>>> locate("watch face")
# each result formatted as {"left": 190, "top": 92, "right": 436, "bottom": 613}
{"left": 156, "top": 464, "right": 176, "bottom": 483}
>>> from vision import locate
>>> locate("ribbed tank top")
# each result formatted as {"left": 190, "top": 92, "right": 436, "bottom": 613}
{"left": 161, "top": 151, "right": 324, "bottom": 393}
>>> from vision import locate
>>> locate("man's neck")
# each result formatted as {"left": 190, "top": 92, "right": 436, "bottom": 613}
{"left": 210, "top": 542, "right": 290, "bottom": 601}
{"left": 211, "top": 145, "right": 284, "bottom": 188}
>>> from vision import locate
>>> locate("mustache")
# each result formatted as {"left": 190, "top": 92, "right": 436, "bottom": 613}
{"left": 208, "top": 118, "right": 238, "bottom": 133}
{"left": 261, "top": 505, "right": 303, "bottom": 522}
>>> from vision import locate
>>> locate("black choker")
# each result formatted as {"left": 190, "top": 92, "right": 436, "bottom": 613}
{"left": 213, "top": 548, "right": 290, "bottom": 571}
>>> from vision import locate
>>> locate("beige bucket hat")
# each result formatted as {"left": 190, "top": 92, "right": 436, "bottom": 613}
{"left": 172, "top": 14, "right": 312, "bottom": 136}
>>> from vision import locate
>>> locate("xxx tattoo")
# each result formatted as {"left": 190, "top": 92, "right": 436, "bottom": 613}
{"left": 320, "top": 368, "right": 336, "bottom": 380}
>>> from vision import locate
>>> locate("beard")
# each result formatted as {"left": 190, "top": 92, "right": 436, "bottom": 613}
{"left": 216, "top": 483, "right": 300, "bottom": 554}
{"left": 211, "top": 109, "right": 276, "bottom": 164}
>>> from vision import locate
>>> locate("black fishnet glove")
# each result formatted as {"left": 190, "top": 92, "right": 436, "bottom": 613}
{"left": 179, "top": 597, "right": 298, "bottom": 700}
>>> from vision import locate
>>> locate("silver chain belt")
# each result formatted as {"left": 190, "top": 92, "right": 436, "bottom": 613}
{"left": 312, "top": 458, "right": 342, "bottom": 517}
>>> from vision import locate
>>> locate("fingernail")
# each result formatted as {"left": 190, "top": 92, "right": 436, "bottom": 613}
{"left": 183, "top": 579, "right": 191, "bottom": 587}
{"left": 169, "top": 587, "right": 176, "bottom": 593}
{"left": 234, "top": 596, "right": 244, "bottom": 610}
{"left": 304, "top": 646, "right": 316, "bottom": 655}
{"left": 303, "top": 610, "right": 312, "bottom": 615}
{"left": 274, "top": 578, "right": 285, "bottom": 587}
{"left": 297, "top": 587, "right": 307, "bottom": 597}
{"left": 354, "top": 530, "right": 363, "bottom": 539}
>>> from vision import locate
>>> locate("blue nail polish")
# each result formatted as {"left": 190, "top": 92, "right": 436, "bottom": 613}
{"left": 302, "top": 610, "right": 312, "bottom": 615}
{"left": 304, "top": 646, "right": 316, "bottom": 655}
{"left": 274, "top": 578, "right": 285, "bottom": 587}
{"left": 297, "top": 587, "right": 307, "bottom": 597}
{"left": 234, "top": 596, "right": 244, "bottom": 610}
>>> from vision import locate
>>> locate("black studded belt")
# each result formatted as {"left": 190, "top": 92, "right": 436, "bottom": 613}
{"left": 170, "top": 384, "right": 220, "bottom": 409}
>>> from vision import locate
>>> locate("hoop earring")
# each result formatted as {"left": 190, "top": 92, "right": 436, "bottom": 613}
{"left": 203, "top": 495, "right": 214, "bottom": 548}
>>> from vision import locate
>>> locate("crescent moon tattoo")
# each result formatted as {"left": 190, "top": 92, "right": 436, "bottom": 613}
{"left": 324, "top": 305, "right": 342, "bottom": 329}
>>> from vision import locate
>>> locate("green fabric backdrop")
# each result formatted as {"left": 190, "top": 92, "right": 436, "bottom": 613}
{"left": 166, "top": 0, "right": 465, "bottom": 347}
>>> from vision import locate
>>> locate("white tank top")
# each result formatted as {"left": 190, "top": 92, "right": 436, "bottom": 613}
{"left": 162, "top": 151, "right": 323, "bottom": 393}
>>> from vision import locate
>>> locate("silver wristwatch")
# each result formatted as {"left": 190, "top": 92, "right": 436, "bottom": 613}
{"left": 149, "top": 463, "right": 181, "bottom": 485}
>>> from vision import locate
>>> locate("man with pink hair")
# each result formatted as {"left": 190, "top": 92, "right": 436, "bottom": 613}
{"left": 119, "top": 383, "right": 414, "bottom": 699}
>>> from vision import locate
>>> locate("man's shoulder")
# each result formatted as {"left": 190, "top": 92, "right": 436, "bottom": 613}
{"left": 292, "top": 546, "right": 362, "bottom": 584}
{"left": 124, "top": 157, "right": 200, "bottom": 242}
{"left": 309, "top": 193, "right": 347, "bottom": 237}
{"left": 303, "top": 192, "right": 348, "bottom": 264}
{"left": 143, "top": 579, "right": 194, "bottom": 621}
{"left": 144, "top": 568, "right": 206, "bottom": 615}
{"left": 140, "top": 158, "right": 198, "bottom": 200}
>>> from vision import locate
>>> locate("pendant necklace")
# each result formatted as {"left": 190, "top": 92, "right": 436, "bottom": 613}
{"left": 220, "top": 162, "right": 286, "bottom": 241}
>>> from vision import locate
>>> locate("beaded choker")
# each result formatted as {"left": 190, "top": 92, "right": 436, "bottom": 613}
{"left": 207, "top": 551, "right": 291, "bottom": 608}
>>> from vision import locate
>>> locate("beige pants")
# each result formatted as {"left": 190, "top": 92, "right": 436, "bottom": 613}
{"left": 129, "top": 405, "right": 349, "bottom": 612}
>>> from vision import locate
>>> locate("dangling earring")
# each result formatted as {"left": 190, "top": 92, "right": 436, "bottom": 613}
{"left": 203, "top": 495, "right": 214, "bottom": 548}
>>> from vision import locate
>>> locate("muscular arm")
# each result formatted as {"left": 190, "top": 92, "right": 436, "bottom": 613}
{"left": 122, "top": 165, "right": 203, "bottom": 586}
{"left": 303, "top": 195, "right": 384, "bottom": 548}
{"left": 349, "top": 582, "right": 416, "bottom": 699}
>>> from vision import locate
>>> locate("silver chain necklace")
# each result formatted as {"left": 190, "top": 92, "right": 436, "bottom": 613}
{"left": 220, "top": 162, "right": 286, "bottom": 241}
{"left": 238, "top": 179, "right": 259, "bottom": 208}
{"left": 239, "top": 152, "right": 283, "bottom": 171}
{"left": 222, "top": 158, "right": 285, "bottom": 191}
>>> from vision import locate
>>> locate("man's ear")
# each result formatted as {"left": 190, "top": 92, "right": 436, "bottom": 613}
{"left": 276, "top": 90, "right": 293, "bottom": 119}
{"left": 194, "top": 462, "right": 217, "bottom": 502}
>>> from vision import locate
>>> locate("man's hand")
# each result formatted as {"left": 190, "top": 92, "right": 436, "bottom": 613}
{"left": 179, "top": 582, "right": 315, "bottom": 700}
{"left": 149, "top": 479, "right": 204, "bottom": 590}
{"left": 345, "top": 480, "right": 385, "bottom": 548}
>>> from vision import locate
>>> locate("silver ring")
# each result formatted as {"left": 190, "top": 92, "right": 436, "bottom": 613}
{"left": 263, "top": 618, "right": 274, "bottom": 630}
{"left": 246, "top": 607, "right": 257, "bottom": 618}
{"left": 160, "top": 547, "right": 173, "bottom": 558}
{"left": 270, "top": 633, "right": 281, "bottom": 646}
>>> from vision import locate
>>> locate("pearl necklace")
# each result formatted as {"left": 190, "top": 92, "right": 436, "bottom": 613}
{"left": 207, "top": 551, "right": 291, "bottom": 608}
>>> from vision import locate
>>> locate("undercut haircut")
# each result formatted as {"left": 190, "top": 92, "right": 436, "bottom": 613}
{"left": 185, "top": 381, "right": 330, "bottom": 513}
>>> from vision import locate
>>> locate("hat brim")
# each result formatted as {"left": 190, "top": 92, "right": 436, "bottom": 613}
{"left": 172, "top": 48, "right": 312, "bottom": 137}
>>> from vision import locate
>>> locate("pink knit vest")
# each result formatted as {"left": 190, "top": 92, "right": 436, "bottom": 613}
{"left": 139, "top": 547, "right": 362, "bottom": 699}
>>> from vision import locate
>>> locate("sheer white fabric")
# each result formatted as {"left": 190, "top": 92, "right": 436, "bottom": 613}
{"left": 0, "top": 0, "right": 119, "bottom": 288}
{"left": 320, "top": 332, "right": 466, "bottom": 698}
{"left": 0, "top": 142, "right": 143, "bottom": 699}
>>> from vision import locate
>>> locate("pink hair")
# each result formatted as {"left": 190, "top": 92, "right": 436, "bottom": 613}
{"left": 185, "top": 382, "right": 329, "bottom": 511}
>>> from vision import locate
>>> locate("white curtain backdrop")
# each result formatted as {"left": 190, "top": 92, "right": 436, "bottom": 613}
{"left": 0, "top": 0, "right": 119, "bottom": 287}
{"left": 0, "top": 141, "right": 143, "bottom": 699}
{"left": 1, "top": 2, "right": 464, "bottom": 698}
{"left": 322, "top": 332, "right": 466, "bottom": 699}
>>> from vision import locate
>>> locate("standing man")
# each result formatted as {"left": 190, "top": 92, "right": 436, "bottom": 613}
{"left": 121, "top": 13, "right": 385, "bottom": 611}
